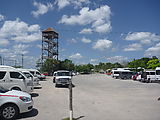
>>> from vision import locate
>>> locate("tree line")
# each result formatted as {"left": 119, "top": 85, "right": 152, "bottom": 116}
{"left": 38, "top": 56, "right": 160, "bottom": 75}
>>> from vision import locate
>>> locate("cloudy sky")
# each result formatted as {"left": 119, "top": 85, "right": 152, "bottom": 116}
{"left": 0, "top": 0, "right": 160, "bottom": 68}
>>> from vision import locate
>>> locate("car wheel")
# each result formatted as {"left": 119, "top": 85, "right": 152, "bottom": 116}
{"left": 0, "top": 104, "right": 19, "bottom": 120}
{"left": 53, "top": 79, "right": 55, "bottom": 83}
{"left": 55, "top": 84, "right": 58, "bottom": 87}
{"left": 147, "top": 78, "right": 150, "bottom": 83}
{"left": 124, "top": 76, "right": 127, "bottom": 80}
{"left": 11, "top": 87, "right": 21, "bottom": 91}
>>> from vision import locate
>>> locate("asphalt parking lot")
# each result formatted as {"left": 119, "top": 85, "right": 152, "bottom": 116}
{"left": 19, "top": 74, "right": 160, "bottom": 120}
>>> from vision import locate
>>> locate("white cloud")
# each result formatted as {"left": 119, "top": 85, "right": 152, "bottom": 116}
{"left": 55, "top": 0, "right": 90, "bottom": 9}
{"left": 90, "top": 59, "right": 98, "bottom": 63}
{"left": 94, "top": 23, "right": 111, "bottom": 33}
{"left": 13, "top": 44, "right": 30, "bottom": 55}
{"left": 107, "top": 56, "right": 128, "bottom": 63}
{"left": 125, "top": 32, "right": 160, "bottom": 44}
{"left": 67, "top": 38, "right": 77, "bottom": 43}
{"left": 0, "top": 44, "right": 29, "bottom": 56}
{"left": 59, "top": 5, "right": 111, "bottom": 33}
{"left": 12, "top": 33, "right": 41, "bottom": 43}
{"left": 0, "top": 39, "right": 9, "bottom": 46}
{"left": 31, "top": 1, "right": 53, "bottom": 18}
{"left": 0, "top": 47, "right": 38, "bottom": 68}
{"left": 144, "top": 43, "right": 160, "bottom": 57}
{"left": 81, "top": 37, "right": 91, "bottom": 43}
{"left": 0, "top": 14, "right": 5, "bottom": 21}
{"left": 54, "top": 0, "right": 70, "bottom": 9}
{"left": 36, "top": 44, "right": 42, "bottom": 49}
{"left": 93, "top": 39, "right": 112, "bottom": 51}
{"left": 0, "top": 18, "right": 41, "bottom": 43}
{"left": 23, "top": 56, "right": 39, "bottom": 68}
{"left": 0, "top": 48, "right": 10, "bottom": 53}
{"left": 124, "top": 43, "right": 143, "bottom": 51}
{"left": 0, "top": 48, "right": 17, "bottom": 60}
{"left": 69, "top": 53, "right": 83, "bottom": 59}
{"left": 79, "top": 28, "right": 92, "bottom": 34}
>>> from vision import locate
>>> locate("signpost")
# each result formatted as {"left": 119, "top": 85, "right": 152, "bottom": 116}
{"left": 69, "top": 79, "right": 73, "bottom": 120}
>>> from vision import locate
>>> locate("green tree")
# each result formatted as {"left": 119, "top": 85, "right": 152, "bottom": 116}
{"left": 113, "top": 62, "right": 123, "bottom": 68}
{"left": 147, "top": 59, "right": 160, "bottom": 69}
{"left": 94, "top": 62, "right": 124, "bottom": 72}
{"left": 60, "top": 59, "right": 75, "bottom": 71}
{"left": 40, "top": 59, "right": 75, "bottom": 75}
{"left": 75, "top": 63, "right": 94, "bottom": 73}
{"left": 127, "top": 57, "right": 151, "bottom": 69}
{"left": 41, "top": 59, "right": 60, "bottom": 75}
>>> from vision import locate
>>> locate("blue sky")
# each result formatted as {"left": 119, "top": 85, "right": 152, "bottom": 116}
{"left": 0, "top": 0, "right": 160, "bottom": 68}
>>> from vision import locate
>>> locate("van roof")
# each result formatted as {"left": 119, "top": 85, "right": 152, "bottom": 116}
{"left": 145, "top": 70, "right": 155, "bottom": 72}
{"left": 17, "top": 68, "right": 31, "bottom": 72}
{"left": 112, "top": 69, "right": 131, "bottom": 72}
{"left": 0, "top": 67, "right": 22, "bottom": 72}
{"left": 27, "top": 69, "right": 39, "bottom": 71}
{"left": 55, "top": 70, "right": 70, "bottom": 72}
{"left": 0, "top": 65, "right": 15, "bottom": 69}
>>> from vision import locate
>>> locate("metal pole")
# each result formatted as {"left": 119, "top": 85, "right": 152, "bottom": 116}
{"left": 57, "top": 37, "right": 59, "bottom": 60}
{"left": 22, "top": 54, "right": 24, "bottom": 68}
{"left": 3, "top": 58, "right": 4, "bottom": 65}
{"left": 0, "top": 56, "right": 2, "bottom": 65}
{"left": 69, "top": 79, "right": 73, "bottom": 120}
{"left": 14, "top": 60, "right": 17, "bottom": 67}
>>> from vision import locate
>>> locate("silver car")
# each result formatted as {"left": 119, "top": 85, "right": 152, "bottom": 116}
{"left": 0, "top": 87, "right": 33, "bottom": 120}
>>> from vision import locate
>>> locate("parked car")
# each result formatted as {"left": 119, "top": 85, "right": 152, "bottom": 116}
{"left": 17, "top": 68, "right": 40, "bottom": 87}
{"left": 111, "top": 68, "right": 132, "bottom": 79}
{"left": 137, "top": 71, "right": 156, "bottom": 83}
{"left": 0, "top": 67, "right": 33, "bottom": 93}
{"left": 155, "top": 67, "right": 160, "bottom": 82}
{"left": 119, "top": 71, "right": 134, "bottom": 79}
{"left": 0, "top": 86, "right": 33, "bottom": 120}
{"left": 53, "top": 70, "right": 71, "bottom": 87}
{"left": 132, "top": 73, "right": 139, "bottom": 80}
{"left": 111, "top": 70, "right": 120, "bottom": 78}
{"left": 43, "top": 72, "right": 48, "bottom": 76}
{"left": 28, "top": 69, "right": 46, "bottom": 80}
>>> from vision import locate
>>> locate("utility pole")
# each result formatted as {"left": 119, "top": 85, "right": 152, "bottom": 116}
{"left": 0, "top": 56, "right": 2, "bottom": 65}
{"left": 3, "top": 57, "right": 5, "bottom": 65}
{"left": 22, "top": 54, "right": 24, "bottom": 68}
{"left": 14, "top": 60, "right": 17, "bottom": 67}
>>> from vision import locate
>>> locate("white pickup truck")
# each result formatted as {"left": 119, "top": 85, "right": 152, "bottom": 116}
{"left": 53, "top": 70, "right": 71, "bottom": 87}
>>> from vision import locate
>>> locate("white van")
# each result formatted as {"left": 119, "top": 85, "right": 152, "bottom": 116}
{"left": 17, "top": 68, "right": 40, "bottom": 87}
{"left": 111, "top": 70, "right": 120, "bottom": 79}
{"left": 28, "top": 69, "right": 46, "bottom": 80}
{"left": 111, "top": 68, "right": 131, "bottom": 79}
{"left": 138, "top": 70, "right": 159, "bottom": 83}
{"left": 0, "top": 67, "right": 33, "bottom": 93}
{"left": 155, "top": 67, "right": 160, "bottom": 82}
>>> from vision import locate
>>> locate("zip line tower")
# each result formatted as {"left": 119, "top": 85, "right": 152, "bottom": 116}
{"left": 42, "top": 27, "right": 59, "bottom": 64}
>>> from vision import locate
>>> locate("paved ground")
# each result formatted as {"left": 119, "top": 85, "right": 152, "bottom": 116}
{"left": 19, "top": 74, "right": 160, "bottom": 120}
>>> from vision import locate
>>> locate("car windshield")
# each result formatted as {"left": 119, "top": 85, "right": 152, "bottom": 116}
{"left": 156, "top": 70, "right": 160, "bottom": 75}
{"left": 57, "top": 72, "right": 70, "bottom": 76}
{"left": 23, "top": 72, "right": 33, "bottom": 78}
{"left": 36, "top": 71, "right": 41, "bottom": 75}
{"left": 0, "top": 86, "right": 9, "bottom": 93}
